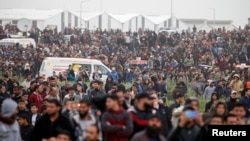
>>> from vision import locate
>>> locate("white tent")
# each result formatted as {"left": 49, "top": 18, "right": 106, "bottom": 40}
{"left": 0, "top": 9, "right": 236, "bottom": 32}
{"left": 178, "top": 19, "right": 207, "bottom": 30}
{"left": 207, "top": 20, "right": 236, "bottom": 30}
{"left": 142, "top": 15, "right": 170, "bottom": 31}
{"left": 198, "top": 23, "right": 212, "bottom": 31}
{"left": 0, "top": 9, "right": 69, "bottom": 31}
{"left": 71, "top": 11, "right": 103, "bottom": 22}
{"left": 106, "top": 13, "right": 139, "bottom": 31}
{"left": 107, "top": 13, "right": 139, "bottom": 24}
{"left": 143, "top": 15, "right": 170, "bottom": 25}
{"left": 70, "top": 11, "right": 104, "bottom": 29}
{"left": 0, "top": 9, "right": 63, "bottom": 20}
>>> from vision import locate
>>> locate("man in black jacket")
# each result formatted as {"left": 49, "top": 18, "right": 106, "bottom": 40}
{"left": 89, "top": 80, "right": 107, "bottom": 113}
{"left": 226, "top": 90, "right": 238, "bottom": 112}
{"left": 215, "top": 80, "right": 225, "bottom": 98}
{"left": 31, "top": 99, "right": 75, "bottom": 141}
{"left": 150, "top": 92, "right": 172, "bottom": 137}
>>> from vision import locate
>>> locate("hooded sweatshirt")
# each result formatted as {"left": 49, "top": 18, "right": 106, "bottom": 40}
{"left": 0, "top": 98, "right": 21, "bottom": 141}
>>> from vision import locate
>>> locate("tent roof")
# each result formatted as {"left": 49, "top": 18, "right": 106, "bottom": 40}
{"left": 0, "top": 9, "right": 64, "bottom": 20}
{"left": 207, "top": 20, "right": 233, "bottom": 25}
{"left": 71, "top": 11, "right": 104, "bottom": 21}
{"left": 225, "top": 24, "right": 237, "bottom": 30}
{"left": 198, "top": 24, "right": 212, "bottom": 31}
{"left": 143, "top": 15, "right": 170, "bottom": 25}
{"left": 107, "top": 13, "right": 139, "bottom": 24}
{"left": 179, "top": 18, "right": 207, "bottom": 23}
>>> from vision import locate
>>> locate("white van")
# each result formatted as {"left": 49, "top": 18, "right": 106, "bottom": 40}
{"left": 0, "top": 38, "right": 36, "bottom": 48}
{"left": 39, "top": 57, "right": 111, "bottom": 82}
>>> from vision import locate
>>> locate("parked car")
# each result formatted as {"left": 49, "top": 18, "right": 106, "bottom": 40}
{"left": 158, "top": 27, "right": 180, "bottom": 34}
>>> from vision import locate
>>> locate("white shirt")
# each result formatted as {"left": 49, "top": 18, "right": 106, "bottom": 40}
{"left": 31, "top": 114, "right": 37, "bottom": 126}
{"left": 171, "top": 105, "right": 184, "bottom": 128}
{"left": 21, "top": 80, "right": 31, "bottom": 91}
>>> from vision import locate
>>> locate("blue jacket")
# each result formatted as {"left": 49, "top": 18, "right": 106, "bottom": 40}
{"left": 212, "top": 45, "right": 219, "bottom": 57}
{"left": 224, "top": 87, "right": 232, "bottom": 97}
{"left": 109, "top": 71, "right": 119, "bottom": 82}
{"left": 126, "top": 72, "right": 135, "bottom": 83}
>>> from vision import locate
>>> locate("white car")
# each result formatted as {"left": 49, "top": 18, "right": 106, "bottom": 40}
{"left": 158, "top": 27, "right": 180, "bottom": 34}
{"left": 0, "top": 38, "right": 36, "bottom": 48}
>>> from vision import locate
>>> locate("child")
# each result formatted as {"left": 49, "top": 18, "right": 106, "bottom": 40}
{"left": 18, "top": 114, "right": 34, "bottom": 141}
{"left": 30, "top": 104, "right": 41, "bottom": 126}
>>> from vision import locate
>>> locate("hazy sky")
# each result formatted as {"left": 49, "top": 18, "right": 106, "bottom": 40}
{"left": 0, "top": 0, "right": 249, "bottom": 27}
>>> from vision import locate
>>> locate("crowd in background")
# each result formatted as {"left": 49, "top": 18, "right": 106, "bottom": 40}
{"left": 0, "top": 23, "right": 250, "bottom": 141}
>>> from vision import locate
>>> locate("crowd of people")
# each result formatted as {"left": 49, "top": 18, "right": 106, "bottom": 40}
{"left": 0, "top": 23, "right": 250, "bottom": 141}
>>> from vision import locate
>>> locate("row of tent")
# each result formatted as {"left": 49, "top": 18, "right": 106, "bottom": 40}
{"left": 0, "top": 9, "right": 236, "bottom": 31}
{"left": 0, "top": 9, "right": 172, "bottom": 25}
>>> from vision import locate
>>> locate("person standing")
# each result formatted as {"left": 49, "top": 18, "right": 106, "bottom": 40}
{"left": 21, "top": 74, "right": 32, "bottom": 91}
{"left": 0, "top": 98, "right": 21, "bottom": 141}
{"left": 30, "top": 104, "right": 41, "bottom": 126}
{"left": 101, "top": 95, "right": 133, "bottom": 141}
{"left": 73, "top": 99, "right": 98, "bottom": 141}
{"left": 240, "top": 88, "right": 250, "bottom": 118}
{"left": 18, "top": 114, "right": 34, "bottom": 141}
{"left": 229, "top": 74, "right": 243, "bottom": 97}
{"left": 67, "top": 66, "right": 76, "bottom": 82}
{"left": 131, "top": 114, "right": 167, "bottom": 141}
{"left": 109, "top": 67, "right": 119, "bottom": 82}
{"left": 92, "top": 67, "right": 102, "bottom": 80}
{"left": 29, "top": 84, "right": 46, "bottom": 113}
{"left": 168, "top": 93, "right": 185, "bottom": 124}
{"left": 31, "top": 99, "right": 75, "bottom": 141}
{"left": 45, "top": 130, "right": 73, "bottom": 141}
{"left": 168, "top": 104, "right": 203, "bottom": 141}
{"left": 203, "top": 82, "right": 216, "bottom": 100}
{"left": 63, "top": 87, "right": 81, "bottom": 105}
{"left": 226, "top": 90, "right": 238, "bottom": 112}
{"left": 84, "top": 124, "right": 100, "bottom": 141}
{"left": 0, "top": 85, "right": 10, "bottom": 104}
{"left": 12, "top": 86, "right": 23, "bottom": 103}
{"left": 89, "top": 80, "right": 107, "bottom": 114}
{"left": 150, "top": 92, "right": 172, "bottom": 137}
{"left": 17, "top": 99, "right": 32, "bottom": 118}
{"left": 128, "top": 92, "right": 155, "bottom": 137}
{"left": 44, "top": 87, "right": 60, "bottom": 101}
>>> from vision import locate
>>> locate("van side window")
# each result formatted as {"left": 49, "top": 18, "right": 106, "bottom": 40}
{"left": 81, "top": 64, "right": 91, "bottom": 72}
{"left": 94, "top": 65, "right": 109, "bottom": 75}
{"left": 73, "top": 64, "right": 91, "bottom": 73}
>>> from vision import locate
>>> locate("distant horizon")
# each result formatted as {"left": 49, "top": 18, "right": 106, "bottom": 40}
{"left": 0, "top": 0, "right": 249, "bottom": 27}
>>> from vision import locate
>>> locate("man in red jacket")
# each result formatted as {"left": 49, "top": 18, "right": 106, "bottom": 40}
{"left": 101, "top": 94, "right": 133, "bottom": 141}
